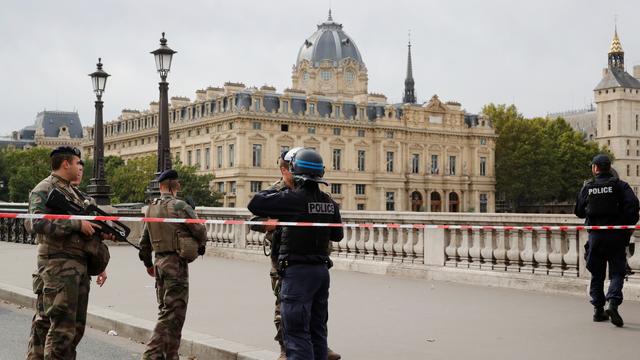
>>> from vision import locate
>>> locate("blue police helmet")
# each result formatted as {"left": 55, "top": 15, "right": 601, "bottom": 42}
{"left": 289, "top": 148, "right": 327, "bottom": 184}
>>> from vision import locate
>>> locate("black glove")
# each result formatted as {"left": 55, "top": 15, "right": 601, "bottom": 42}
{"left": 198, "top": 245, "right": 206, "bottom": 256}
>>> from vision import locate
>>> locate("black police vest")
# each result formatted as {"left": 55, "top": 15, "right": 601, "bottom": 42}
{"left": 279, "top": 190, "right": 334, "bottom": 258}
{"left": 585, "top": 177, "right": 620, "bottom": 224}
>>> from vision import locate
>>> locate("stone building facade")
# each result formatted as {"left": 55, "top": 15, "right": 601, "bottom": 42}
{"left": 82, "top": 12, "right": 496, "bottom": 212}
{"left": 1, "top": 110, "right": 83, "bottom": 150}
{"left": 594, "top": 28, "right": 640, "bottom": 193}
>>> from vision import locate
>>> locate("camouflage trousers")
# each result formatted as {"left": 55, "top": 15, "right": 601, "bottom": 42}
{"left": 143, "top": 254, "right": 189, "bottom": 360}
{"left": 270, "top": 259, "right": 284, "bottom": 346}
{"left": 27, "top": 257, "right": 90, "bottom": 360}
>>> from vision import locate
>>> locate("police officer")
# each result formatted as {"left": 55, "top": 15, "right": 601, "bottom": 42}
{"left": 26, "top": 146, "right": 113, "bottom": 359}
{"left": 575, "top": 154, "right": 639, "bottom": 327}
{"left": 248, "top": 148, "right": 343, "bottom": 360}
{"left": 138, "top": 169, "right": 207, "bottom": 359}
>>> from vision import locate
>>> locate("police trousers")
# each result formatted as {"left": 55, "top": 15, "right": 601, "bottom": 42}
{"left": 586, "top": 232, "right": 627, "bottom": 307}
{"left": 280, "top": 263, "right": 330, "bottom": 360}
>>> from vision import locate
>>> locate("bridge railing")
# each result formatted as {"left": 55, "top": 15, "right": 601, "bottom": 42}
{"left": 1, "top": 204, "right": 638, "bottom": 282}
{"left": 196, "top": 208, "right": 640, "bottom": 281}
{"left": 0, "top": 203, "right": 36, "bottom": 245}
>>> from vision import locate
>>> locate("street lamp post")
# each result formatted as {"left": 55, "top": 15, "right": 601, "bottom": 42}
{"left": 146, "top": 32, "right": 177, "bottom": 201}
{"left": 87, "top": 58, "right": 111, "bottom": 205}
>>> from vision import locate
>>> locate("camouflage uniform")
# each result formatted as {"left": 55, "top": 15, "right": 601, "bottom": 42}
{"left": 265, "top": 180, "right": 288, "bottom": 351}
{"left": 138, "top": 193, "right": 207, "bottom": 360}
{"left": 25, "top": 174, "right": 93, "bottom": 360}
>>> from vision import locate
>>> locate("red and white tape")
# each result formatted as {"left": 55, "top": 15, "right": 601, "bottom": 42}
{"left": 0, "top": 212, "right": 638, "bottom": 231}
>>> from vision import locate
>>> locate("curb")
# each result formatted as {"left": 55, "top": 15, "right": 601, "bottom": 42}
{"left": 0, "top": 282, "right": 278, "bottom": 360}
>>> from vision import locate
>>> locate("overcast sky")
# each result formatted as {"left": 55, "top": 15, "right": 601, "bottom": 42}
{"left": 1, "top": 0, "right": 638, "bottom": 135}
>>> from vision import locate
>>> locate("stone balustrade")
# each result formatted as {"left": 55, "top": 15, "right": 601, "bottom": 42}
{"left": 195, "top": 208, "right": 640, "bottom": 282}
{"left": 2, "top": 204, "right": 639, "bottom": 284}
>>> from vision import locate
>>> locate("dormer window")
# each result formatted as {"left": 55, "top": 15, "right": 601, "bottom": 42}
{"left": 321, "top": 70, "right": 332, "bottom": 81}
{"left": 302, "top": 72, "right": 309, "bottom": 81}
{"left": 345, "top": 71, "right": 355, "bottom": 82}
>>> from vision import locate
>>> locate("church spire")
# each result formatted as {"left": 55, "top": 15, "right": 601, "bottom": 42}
{"left": 403, "top": 32, "right": 416, "bottom": 104}
{"left": 608, "top": 24, "right": 624, "bottom": 70}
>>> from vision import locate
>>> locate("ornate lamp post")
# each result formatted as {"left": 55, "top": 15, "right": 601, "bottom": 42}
{"left": 87, "top": 58, "right": 111, "bottom": 205}
{"left": 146, "top": 32, "right": 177, "bottom": 200}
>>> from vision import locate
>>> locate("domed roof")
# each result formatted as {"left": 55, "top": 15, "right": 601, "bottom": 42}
{"left": 296, "top": 11, "right": 364, "bottom": 67}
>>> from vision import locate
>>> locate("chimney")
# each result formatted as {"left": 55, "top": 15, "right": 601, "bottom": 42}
{"left": 149, "top": 101, "right": 159, "bottom": 113}
{"left": 602, "top": 68, "right": 609, "bottom": 77}
{"left": 634, "top": 65, "right": 640, "bottom": 80}
{"left": 195, "top": 89, "right": 206, "bottom": 101}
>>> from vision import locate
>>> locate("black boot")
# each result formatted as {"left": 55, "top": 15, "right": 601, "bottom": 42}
{"left": 593, "top": 306, "right": 609, "bottom": 322}
{"left": 605, "top": 303, "right": 624, "bottom": 327}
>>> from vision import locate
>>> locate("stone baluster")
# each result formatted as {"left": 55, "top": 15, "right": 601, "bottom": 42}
{"left": 346, "top": 226, "right": 358, "bottom": 259}
{"left": 563, "top": 230, "right": 579, "bottom": 277}
{"left": 468, "top": 229, "right": 482, "bottom": 269}
{"left": 533, "top": 229, "right": 550, "bottom": 274}
{"left": 444, "top": 229, "right": 459, "bottom": 267}
{"left": 383, "top": 228, "right": 395, "bottom": 260}
{"left": 506, "top": 230, "right": 521, "bottom": 272}
{"left": 414, "top": 228, "right": 425, "bottom": 264}
{"left": 494, "top": 229, "right": 507, "bottom": 271}
{"left": 480, "top": 230, "right": 495, "bottom": 270}
{"left": 547, "top": 230, "right": 564, "bottom": 276}
{"left": 403, "top": 228, "right": 415, "bottom": 263}
{"left": 374, "top": 227, "right": 385, "bottom": 260}
{"left": 393, "top": 227, "right": 405, "bottom": 262}
{"left": 457, "top": 228, "right": 471, "bottom": 268}
{"left": 627, "top": 232, "right": 640, "bottom": 282}
{"left": 364, "top": 227, "right": 376, "bottom": 260}
{"left": 216, "top": 223, "right": 224, "bottom": 244}
{"left": 520, "top": 230, "right": 535, "bottom": 273}
{"left": 337, "top": 225, "right": 349, "bottom": 257}
{"left": 355, "top": 227, "right": 367, "bottom": 259}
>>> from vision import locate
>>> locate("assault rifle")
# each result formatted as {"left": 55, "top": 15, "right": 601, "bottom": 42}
{"left": 45, "top": 188, "right": 139, "bottom": 249}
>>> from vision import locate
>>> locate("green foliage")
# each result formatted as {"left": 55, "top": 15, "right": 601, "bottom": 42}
{"left": 483, "top": 103, "right": 610, "bottom": 209}
{"left": 174, "top": 162, "right": 222, "bottom": 207}
{"left": 107, "top": 156, "right": 157, "bottom": 204}
{"left": 0, "top": 147, "right": 51, "bottom": 202}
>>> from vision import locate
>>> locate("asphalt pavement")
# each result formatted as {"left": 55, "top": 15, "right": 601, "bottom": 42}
{"left": 0, "top": 300, "right": 146, "bottom": 360}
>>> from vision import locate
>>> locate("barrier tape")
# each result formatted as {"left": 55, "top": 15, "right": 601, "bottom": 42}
{"left": 0, "top": 212, "right": 638, "bottom": 232}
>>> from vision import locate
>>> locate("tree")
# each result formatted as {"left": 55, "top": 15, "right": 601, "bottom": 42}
{"left": 104, "top": 155, "right": 221, "bottom": 206}
{"left": 107, "top": 156, "right": 156, "bottom": 204}
{"left": 174, "top": 162, "right": 222, "bottom": 206}
{"left": 483, "top": 103, "right": 610, "bottom": 210}
{"left": 1, "top": 147, "right": 51, "bottom": 202}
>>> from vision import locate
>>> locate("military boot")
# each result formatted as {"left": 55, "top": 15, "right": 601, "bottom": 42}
{"left": 328, "top": 347, "right": 342, "bottom": 360}
{"left": 593, "top": 306, "right": 609, "bottom": 322}
{"left": 605, "top": 303, "right": 624, "bottom": 327}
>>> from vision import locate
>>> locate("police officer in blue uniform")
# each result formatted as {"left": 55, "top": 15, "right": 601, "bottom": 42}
{"left": 575, "top": 154, "right": 639, "bottom": 327}
{"left": 248, "top": 148, "right": 343, "bottom": 360}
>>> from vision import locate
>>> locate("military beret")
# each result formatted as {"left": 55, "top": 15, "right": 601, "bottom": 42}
{"left": 50, "top": 146, "right": 81, "bottom": 158}
{"left": 591, "top": 154, "right": 611, "bottom": 169}
{"left": 158, "top": 169, "right": 179, "bottom": 183}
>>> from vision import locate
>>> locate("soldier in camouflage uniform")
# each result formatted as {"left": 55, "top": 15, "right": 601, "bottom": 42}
{"left": 26, "top": 146, "right": 112, "bottom": 359}
{"left": 138, "top": 169, "right": 207, "bottom": 360}
{"left": 253, "top": 149, "right": 341, "bottom": 360}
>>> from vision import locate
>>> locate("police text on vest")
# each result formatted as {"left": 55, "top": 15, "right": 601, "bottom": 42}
{"left": 308, "top": 202, "right": 335, "bottom": 214}
{"left": 588, "top": 186, "right": 613, "bottom": 195}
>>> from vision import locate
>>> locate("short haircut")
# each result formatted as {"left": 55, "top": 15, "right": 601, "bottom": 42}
{"left": 51, "top": 154, "right": 78, "bottom": 170}
{"left": 279, "top": 159, "right": 290, "bottom": 169}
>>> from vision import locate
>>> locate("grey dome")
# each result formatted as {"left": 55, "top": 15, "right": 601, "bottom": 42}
{"left": 296, "top": 12, "right": 364, "bottom": 67}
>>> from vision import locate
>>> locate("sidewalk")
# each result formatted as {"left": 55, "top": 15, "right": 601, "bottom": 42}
{"left": 1, "top": 242, "right": 640, "bottom": 359}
